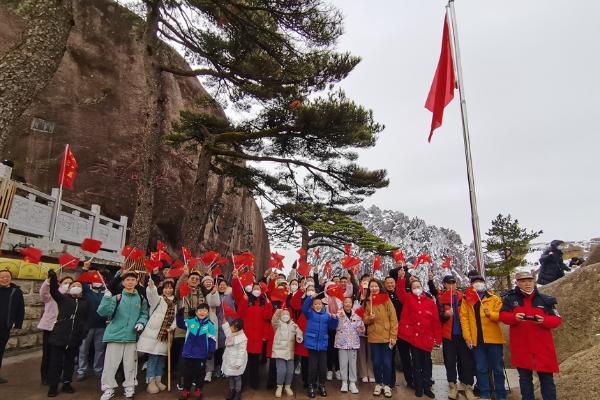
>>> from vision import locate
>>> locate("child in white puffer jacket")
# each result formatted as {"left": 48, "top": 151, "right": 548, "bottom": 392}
{"left": 221, "top": 319, "right": 247, "bottom": 400}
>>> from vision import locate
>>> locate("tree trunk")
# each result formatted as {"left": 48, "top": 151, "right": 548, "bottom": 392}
{"left": 0, "top": 0, "right": 74, "bottom": 155}
{"left": 180, "top": 144, "right": 214, "bottom": 251}
{"left": 129, "top": 0, "right": 166, "bottom": 249}
{"left": 301, "top": 226, "right": 310, "bottom": 250}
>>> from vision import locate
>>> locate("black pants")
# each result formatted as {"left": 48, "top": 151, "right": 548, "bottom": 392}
{"left": 182, "top": 358, "right": 206, "bottom": 391}
{"left": 214, "top": 347, "right": 225, "bottom": 371}
{"left": 47, "top": 344, "right": 78, "bottom": 387}
{"left": 308, "top": 350, "right": 327, "bottom": 386}
{"left": 443, "top": 335, "right": 475, "bottom": 385}
{"left": 394, "top": 338, "right": 414, "bottom": 386}
{"left": 171, "top": 337, "right": 184, "bottom": 377}
{"left": 326, "top": 331, "right": 339, "bottom": 371}
{"left": 298, "top": 356, "right": 308, "bottom": 385}
{"left": 40, "top": 330, "right": 52, "bottom": 383}
{"left": 243, "top": 353, "right": 261, "bottom": 390}
{"left": 0, "top": 326, "right": 10, "bottom": 370}
{"left": 518, "top": 368, "right": 556, "bottom": 400}
{"left": 410, "top": 345, "right": 433, "bottom": 390}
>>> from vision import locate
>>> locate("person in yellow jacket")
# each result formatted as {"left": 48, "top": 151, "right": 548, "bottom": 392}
{"left": 459, "top": 275, "right": 506, "bottom": 400}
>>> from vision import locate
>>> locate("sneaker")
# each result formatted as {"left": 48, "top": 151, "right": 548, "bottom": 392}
{"left": 284, "top": 385, "right": 294, "bottom": 396}
{"left": 326, "top": 371, "right": 333, "bottom": 381}
{"left": 62, "top": 383, "right": 75, "bottom": 393}
{"left": 178, "top": 389, "right": 190, "bottom": 400}
{"left": 383, "top": 385, "right": 392, "bottom": 398}
{"left": 341, "top": 381, "right": 348, "bottom": 392}
{"left": 100, "top": 389, "right": 115, "bottom": 400}
{"left": 146, "top": 380, "right": 160, "bottom": 394}
{"left": 361, "top": 377, "right": 369, "bottom": 383}
{"left": 204, "top": 371, "right": 212, "bottom": 383}
{"left": 369, "top": 377, "right": 376, "bottom": 383}
{"left": 423, "top": 387, "right": 435, "bottom": 398}
{"left": 373, "top": 384, "right": 383, "bottom": 396}
{"left": 349, "top": 382, "right": 359, "bottom": 394}
{"left": 124, "top": 387, "right": 135, "bottom": 399}
{"left": 193, "top": 388, "right": 202, "bottom": 400}
{"left": 177, "top": 383, "right": 184, "bottom": 391}
{"left": 335, "top": 370, "right": 341, "bottom": 381}
{"left": 275, "top": 385, "right": 283, "bottom": 398}
{"left": 156, "top": 380, "right": 167, "bottom": 391}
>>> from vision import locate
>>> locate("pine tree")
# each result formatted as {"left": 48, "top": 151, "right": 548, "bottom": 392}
{"left": 120, "top": 0, "right": 365, "bottom": 249}
{"left": 266, "top": 203, "right": 394, "bottom": 254}
{"left": 484, "top": 214, "right": 542, "bottom": 289}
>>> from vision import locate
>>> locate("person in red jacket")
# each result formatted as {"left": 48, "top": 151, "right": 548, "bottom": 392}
{"left": 231, "top": 269, "right": 273, "bottom": 391}
{"left": 396, "top": 268, "right": 441, "bottom": 398}
{"left": 500, "top": 271, "right": 561, "bottom": 400}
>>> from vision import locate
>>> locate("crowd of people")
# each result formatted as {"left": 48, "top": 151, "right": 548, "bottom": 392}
{"left": 0, "top": 252, "right": 564, "bottom": 400}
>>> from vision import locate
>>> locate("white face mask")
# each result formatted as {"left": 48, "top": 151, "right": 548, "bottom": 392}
{"left": 290, "top": 284, "right": 299, "bottom": 293}
{"left": 252, "top": 290, "right": 261, "bottom": 298}
{"left": 91, "top": 283, "right": 103, "bottom": 289}
{"left": 280, "top": 314, "right": 291, "bottom": 323}
{"left": 473, "top": 282, "right": 486, "bottom": 291}
{"left": 306, "top": 290, "right": 315, "bottom": 298}
{"left": 520, "top": 287, "right": 535, "bottom": 295}
{"left": 244, "top": 285, "right": 253, "bottom": 293}
{"left": 69, "top": 286, "right": 82, "bottom": 296}
{"left": 362, "top": 281, "right": 369, "bottom": 289}
{"left": 61, "top": 283, "right": 70, "bottom": 291}
{"left": 412, "top": 288, "right": 423, "bottom": 296}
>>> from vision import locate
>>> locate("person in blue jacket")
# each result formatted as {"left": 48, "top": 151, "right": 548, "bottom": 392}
{"left": 302, "top": 293, "right": 338, "bottom": 398}
{"left": 176, "top": 302, "right": 216, "bottom": 400}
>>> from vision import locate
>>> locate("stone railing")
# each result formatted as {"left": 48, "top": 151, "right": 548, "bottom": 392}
{"left": 0, "top": 164, "right": 127, "bottom": 268}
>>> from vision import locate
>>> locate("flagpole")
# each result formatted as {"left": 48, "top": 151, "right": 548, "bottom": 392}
{"left": 51, "top": 144, "right": 68, "bottom": 241}
{"left": 446, "top": 1, "right": 485, "bottom": 278}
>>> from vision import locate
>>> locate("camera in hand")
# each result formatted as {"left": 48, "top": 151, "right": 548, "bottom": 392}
{"left": 523, "top": 315, "right": 539, "bottom": 321}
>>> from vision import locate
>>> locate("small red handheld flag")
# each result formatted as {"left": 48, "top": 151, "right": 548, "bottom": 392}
{"left": 181, "top": 247, "right": 193, "bottom": 263}
{"left": 314, "top": 248, "right": 320, "bottom": 259}
{"left": 20, "top": 247, "right": 43, "bottom": 264}
{"left": 296, "top": 247, "right": 307, "bottom": 260}
{"left": 269, "top": 252, "right": 285, "bottom": 270}
{"left": 414, "top": 254, "right": 432, "bottom": 269}
{"left": 121, "top": 245, "right": 135, "bottom": 258}
{"left": 223, "top": 302, "right": 239, "bottom": 319}
{"left": 270, "top": 287, "right": 289, "bottom": 303}
{"left": 59, "top": 253, "right": 79, "bottom": 269}
{"left": 58, "top": 144, "right": 78, "bottom": 190}
{"left": 344, "top": 243, "right": 352, "bottom": 256}
{"left": 373, "top": 255, "right": 381, "bottom": 272}
{"left": 392, "top": 249, "right": 405, "bottom": 264}
{"left": 441, "top": 256, "right": 452, "bottom": 269}
{"left": 341, "top": 256, "right": 361, "bottom": 269}
{"left": 239, "top": 271, "right": 255, "bottom": 288}
{"left": 156, "top": 240, "right": 167, "bottom": 252}
{"left": 354, "top": 306, "right": 365, "bottom": 319}
{"left": 323, "top": 260, "right": 333, "bottom": 279}
{"left": 179, "top": 282, "right": 192, "bottom": 298}
{"left": 371, "top": 293, "right": 390, "bottom": 306}
{"left": 144, "top": 258, "right": 162, "bottom": 272}
{"left": 81, "top": 238, "right": 102, "bottom": 254}
{"left": 78, "top": 271, "right": 104, "bottom": 285}
{"left": 211, "top": 266, "right": 223, "bottom": 277}
{"left": 326, "top": 284, "right": 346, "bottom": 301}
{"left": 425, "top": 12, "right": 456, "bottom": 142}
{"left": 297, "top": 258, "right": 311, "bottom": 277}
{"left": 166, "top": 266, "right": 184, "bottom": 279}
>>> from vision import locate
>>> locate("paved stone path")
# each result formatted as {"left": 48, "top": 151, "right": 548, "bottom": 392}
{"left": 1, "top": 351, "right": 522, "bottom": 399}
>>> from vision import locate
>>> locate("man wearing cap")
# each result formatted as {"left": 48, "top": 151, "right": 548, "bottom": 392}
{"left": 500, "top": 271, "right": 561, "bottom": 400}
{"left": 98, "top": 270, "right": 149, "bottom": 400}
{"left": 459, "top": 274, "right": 506, "bottom": 400}
{"left": 437, "top": 275, "right": 475, "bottom": 400}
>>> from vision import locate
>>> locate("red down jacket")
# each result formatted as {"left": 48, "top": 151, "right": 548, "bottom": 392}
{"left": 232, "top": 277, "right": 273, "bottom": 354}
{"left": 500, "top": 288, "right": 561, "bottom": 373}
{"left": 396, "top": 278, "right": 442, "bottom": 352}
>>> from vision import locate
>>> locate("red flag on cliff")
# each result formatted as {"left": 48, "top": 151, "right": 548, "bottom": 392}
{"left": 425, "top": 12, "right": 455, "bottom": 142}
{"left": 58, "top": 144, "right": 78, "bottom": 190}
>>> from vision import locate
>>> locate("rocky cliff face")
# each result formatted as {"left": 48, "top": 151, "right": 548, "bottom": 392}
{"left": 0, "top": 0, "right": 270, "bottom": 269}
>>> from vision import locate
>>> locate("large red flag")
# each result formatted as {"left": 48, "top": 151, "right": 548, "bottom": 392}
{"left": 425, "top": 12, "right": 455, "bottom": 142}
{"left": 58, "top": 145, "right": 78, "bottom": 190}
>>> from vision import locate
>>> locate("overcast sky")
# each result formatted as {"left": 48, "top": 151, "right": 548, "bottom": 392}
{"left": 321, "top": 0, "right": 600, "bottom": 245}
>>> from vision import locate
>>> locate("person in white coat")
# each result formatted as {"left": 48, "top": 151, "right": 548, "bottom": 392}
{"left": 199, "top": 275, "right": 222, "bottom": 382}
{"left": 222, "top": 319, "right": 248, "bottom": 400}
{"left": 136, "top": 279, "right": 176, "bottom": 394}
{"left": 272, "top": 308, "right": 304, "bottom": 398}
